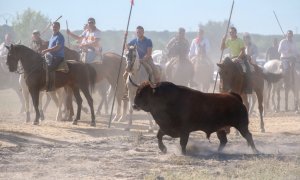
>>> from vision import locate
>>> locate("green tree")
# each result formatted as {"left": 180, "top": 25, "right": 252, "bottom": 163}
{"left": 12, "top": 8, "right": 50, "bottom": 45}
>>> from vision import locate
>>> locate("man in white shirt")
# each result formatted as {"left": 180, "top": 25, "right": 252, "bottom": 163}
{"left": 278, "top": 30, "right": 299, "bottom": 73}
{"left": 189, "top": 28, "right": 210, "bottom": 60}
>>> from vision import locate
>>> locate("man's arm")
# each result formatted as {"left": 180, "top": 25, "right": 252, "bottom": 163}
{"left": 67, "top": 29, "right": 82, "bottom": 41}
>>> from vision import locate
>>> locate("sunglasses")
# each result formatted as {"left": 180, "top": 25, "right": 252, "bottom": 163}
{"left": 88, "top": 21, "right": 95, "bottom": 24}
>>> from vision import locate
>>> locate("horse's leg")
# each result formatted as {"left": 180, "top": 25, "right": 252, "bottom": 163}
{"left": 71, "top": 87, "right": 82, "bottom": 125}
{"left": 50, "top": 88, "right": 63, "bottom": 121}
{"left": 285, "top": 87, "right": 289, "bottom": 111}
{"left": 255, "top": 88, "right": 265, "bottom": 133}
{"left": 39, "top": 92, "right": 45, "bottom": 121}
{"left": 14, "top": 87, "right": 25, "bottom": 114}
{"left": 65, "top": 87, "right": 74, "bottom": 121}
{"left": 29, "top": 88, "right": 40, "bottom": 125}
{"left": 20, "top": 75, "right": 30, "bottom": 122}
{"left": 42, "top": 92, "right": 51, "bottom": 112}
{"left": 81, "top": 87, "right": 96, "bottom": 127}
{"left": 125, "top": 87, "right": 135, "bottom": 131}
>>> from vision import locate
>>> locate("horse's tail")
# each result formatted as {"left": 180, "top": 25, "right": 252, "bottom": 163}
{"left": 262, "top": 71, "right": 282, "bottom": 83}
{"left": 229, "top": 92, "right": 243, "bottom": 103}
{"left": 86, "top": 64, "right": 97, "bottom": 92}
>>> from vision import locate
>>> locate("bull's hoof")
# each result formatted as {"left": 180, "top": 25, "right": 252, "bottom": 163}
{"left": 90, "top": 121, "right": 96, "bottom": 127}
{"left": 33, "top": 121, "right": 39, "bottom": 125}
{"left": 159, "top": 145, "right": 167, "bottom": 154}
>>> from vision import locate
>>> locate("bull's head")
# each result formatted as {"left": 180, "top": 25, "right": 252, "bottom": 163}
{"left": 133, "top": 82, "right": 157, "bottom": 112}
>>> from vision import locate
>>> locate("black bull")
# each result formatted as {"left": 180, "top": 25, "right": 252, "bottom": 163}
{"left": 133, "top": 82, "right": 259, "bottom": 154}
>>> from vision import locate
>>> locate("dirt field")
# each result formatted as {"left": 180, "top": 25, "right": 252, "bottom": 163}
{"left": 0, "top": 89, "right": 300, "bottom": 180}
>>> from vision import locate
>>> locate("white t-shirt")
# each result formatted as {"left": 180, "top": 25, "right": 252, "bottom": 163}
{"left": 278, "top": 39, "right": 298, "bottom": 58}
{"left": 80, "top": 28, "right": 101, "bottom": 51}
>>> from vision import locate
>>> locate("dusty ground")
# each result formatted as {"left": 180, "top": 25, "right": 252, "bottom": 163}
{"left": 0, "top": 89, "right": 300, "bottom": 180}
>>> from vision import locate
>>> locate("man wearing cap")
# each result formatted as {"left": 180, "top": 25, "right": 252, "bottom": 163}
{"left": 67, "top": 17, "right": 101, "bottom": 63}
{"left": 30, "top": 30, "right": 47, "bottom": 53}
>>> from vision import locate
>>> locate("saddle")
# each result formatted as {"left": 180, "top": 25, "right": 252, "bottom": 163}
{"left": 44, "top": 60, "right": 69, "bottom": 91}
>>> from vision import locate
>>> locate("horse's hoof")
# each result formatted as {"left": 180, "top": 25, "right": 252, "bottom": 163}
{"left": 40, "top": 111, "right": 45, "bottom": 121}
{"left": 72, "top": 121, "right": 78, "bottom": 125}
{"left": 295, "top": 110, "right": 300, "bottom": 115}
{"left": 261, "top": 128, "right": 265, "bottom": 133}
{"left": 90, "top": 121, "right": 96, "bottom": 127}
{"left": 33, "top": 121, "right": 39, "bottom": 125}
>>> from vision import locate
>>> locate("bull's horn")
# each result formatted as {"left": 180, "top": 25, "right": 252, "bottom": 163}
{"left": 128, "top": 75, "right": 139, "bottom": 88}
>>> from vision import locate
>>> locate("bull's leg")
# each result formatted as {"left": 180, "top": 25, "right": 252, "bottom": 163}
{"left": 237, "top": 126, "right": 259, "bottom": 154}
{"left": 180, "top": 132, "right": 190, "bottom": 155}
{"left": 216, "top": 130, "right": 228, "bottom": 152}
{"left": 72, "top": 87, "right": 82, "bottom": 125}
{"left": 157, "top": 129, "right": 167, "bottom": 153}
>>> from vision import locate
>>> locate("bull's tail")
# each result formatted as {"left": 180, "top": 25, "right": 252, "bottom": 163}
{"left": 229, "top": 92, "right": 243, "bottom": 102}
{"left": 86, "top": 64, "right": 97, "bottom": 92}
{"left": 262, "top": 71, "right": 282, "bottom": 83}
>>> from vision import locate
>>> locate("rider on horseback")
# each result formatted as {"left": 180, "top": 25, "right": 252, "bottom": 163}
{"left": 126, "top": 25, "right": 160, "bottom": 83}
{"left": 41, "top": 22, "right": 65, "bottom": 91}
{"left": 221, "top": 26, "right": 253, "bottom": 94}
{"left": 278, "top": 30, "right": 299, "bottom": 74}
{"left": 166, "top": 27, "right": 196, "bottom": 87}
{"left": 189, "top": 27, "right": 210, "bottom": 60}
{"left": 30, "top": 30, "right": 47, "bottom": 54}
{"left": 67, "top": 17, "right": 102, "bottom": 63}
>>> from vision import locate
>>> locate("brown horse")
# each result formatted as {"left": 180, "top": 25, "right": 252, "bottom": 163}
{"left": 217, "top": 57, "right": 282, "bottom": 132}
{"left": 6, "top": 44, "right": 97, "bottom": 126}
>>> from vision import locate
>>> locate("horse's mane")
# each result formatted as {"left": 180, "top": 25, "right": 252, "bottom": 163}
{"left": 15, "top": 44, "right": 42, "bottom": 60}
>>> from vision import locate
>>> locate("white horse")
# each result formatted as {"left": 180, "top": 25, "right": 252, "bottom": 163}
{"left": 19, "top": 74, "right": 65, "bottom": 122}
{"left": 263, "top": 59, "right": 283, "bottom": 112}
{"left": 125, "top": 46, "right": 159, "bottom": 131}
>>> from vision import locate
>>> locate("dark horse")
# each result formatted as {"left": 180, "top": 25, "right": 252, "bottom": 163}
{"left": 5, "top": 44, "right": 97, "bottom": 126}
{"left": 217, "top": 57, "right": 282, "bottom": 132}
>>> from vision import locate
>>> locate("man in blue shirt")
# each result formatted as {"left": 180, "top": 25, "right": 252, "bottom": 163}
{"left": 126, "top": 26, "right": 160, "bottom": 82}
{"left": 41, "top": 22, "right": 65, "bottom": 91}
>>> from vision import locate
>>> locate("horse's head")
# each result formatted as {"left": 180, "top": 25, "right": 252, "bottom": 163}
{"left": 126, "top": 45, "right": 139, "bottom": 72}
{"left": 217, "top": 57, "right": 238, "bottom": 92}
{"left": 5, "top": 44, "right": 20, "bottom": 72}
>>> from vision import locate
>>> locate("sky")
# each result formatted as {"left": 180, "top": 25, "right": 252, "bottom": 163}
{"left": 1, "top": 0, "right": 300, "bottom": 35}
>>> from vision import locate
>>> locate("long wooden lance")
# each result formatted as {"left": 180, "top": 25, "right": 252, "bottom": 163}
{"left": 108, "top": 0, "right": 134, "bottom": 128}
{"left": 273, "top": 10, "right": 285, "bottom": 37}
{"left": 213, "top": 0, "right": 235, "bottom": 93}
{"left": 41, "top": 15, "right": 62, "bottom": 35}
{"left": 66, "top": 20, "right": 71, "bottom": 48}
